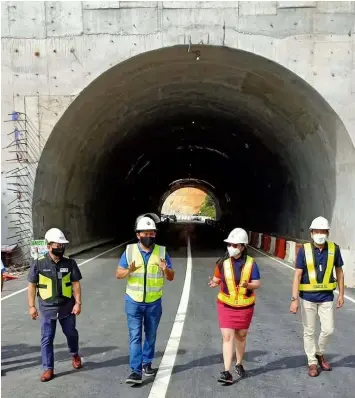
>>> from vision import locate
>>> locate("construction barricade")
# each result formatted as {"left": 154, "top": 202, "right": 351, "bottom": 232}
{"left": 269, "top": 236, "right": 276, "bottom": 255}
{"left": 249, "top": 231, "right": 303, "bottom": 264}
{"left": 263, "top": 234, "right": 271, "bottom": 252}
{"left": 275, "top": 237, "right": 286, "bottom": 259}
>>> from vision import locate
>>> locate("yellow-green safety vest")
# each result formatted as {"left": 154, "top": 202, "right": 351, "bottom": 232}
{"left": 37, "top": 256, "right": 73, "bottom": 301}
{"left": 299, "top": 242, "right": 337, "bottom": 292}
{"left": 125, "top": 243, "right": 166, "bottom": 303}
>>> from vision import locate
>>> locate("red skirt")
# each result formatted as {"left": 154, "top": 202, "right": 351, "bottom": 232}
{"left": 217, "top": 301, "right": 254, "bottom": 330}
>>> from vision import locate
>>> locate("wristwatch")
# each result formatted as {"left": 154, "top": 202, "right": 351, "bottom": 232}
{"left": 291, "top": 296, "right": 298, "bottom": 301}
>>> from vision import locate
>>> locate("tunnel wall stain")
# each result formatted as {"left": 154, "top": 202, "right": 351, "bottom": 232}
{"left": 1, "top": 1, "right": 355, "bottom": 284}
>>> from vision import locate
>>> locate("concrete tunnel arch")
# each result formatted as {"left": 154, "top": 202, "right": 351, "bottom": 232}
{"left": 32, "top": 45, "right": 355, "bottom": 249}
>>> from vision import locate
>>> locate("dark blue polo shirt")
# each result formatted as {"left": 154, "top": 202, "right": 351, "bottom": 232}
{"left": 27, "top": 254, "right": 82, "bottom": 319}
{"left": 296, "top": 242, "right": 343, "bottom": 303}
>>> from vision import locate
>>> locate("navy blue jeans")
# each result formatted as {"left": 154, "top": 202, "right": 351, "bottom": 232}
{"left": 41, "top": 314, "right": 79, "bottom": 370}
{"left": 125, "top": 297, "right": 162, "bottom": 375}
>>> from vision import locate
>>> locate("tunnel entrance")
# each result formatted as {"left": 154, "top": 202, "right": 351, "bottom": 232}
{"left": 160, "top": 181, "right": 219, "bottom": 222}
{"left": 32, "top": 45, "right": 354, "bottom": 248}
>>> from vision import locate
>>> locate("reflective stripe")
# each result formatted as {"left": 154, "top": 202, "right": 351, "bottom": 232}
{"left": 299, "top": 242, "right": 337, "bottom": 292}
{"left": 218, "top": 292, "right": 255, "bottom": 307}
{"left": 159, "top": 245, "right": 166, "bottom": 260}
{"left": 130, "top": 272, "right": 145, "bottom": 278}
{"left": 146, "top": 273, "right": 162, "bottom": 278}
{"left": 126, "top": 244, "right": 134, "bottom": 265}
{"left": 38, "top": 274, "right": 53, "bottom": 300}
{"left": 299, "top": 282, "right": 337, "bottom": 291}
{"left": 217, "top": 256, "right": 255, "bottom": 308}
{"left": 146, "top": 286, "right": 164, "bottom": 292}
{"left": 62, "top": 273, "right": 72, "bottom": 298}
{"left": 127, "top": 285, "right": 145, "bottom": 292}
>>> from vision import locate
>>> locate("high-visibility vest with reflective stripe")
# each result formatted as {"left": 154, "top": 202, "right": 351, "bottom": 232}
{"left": 37, "top": 256, "right": 72, "bottom": 302}
{"left": 217, "top": 256, "right": 256, "bottom": 308}
{"left": 125, "top": 243, "right": 166, "bottom": 303}
{"left": 299, "top": 242, "right": 337, "bottom": 292}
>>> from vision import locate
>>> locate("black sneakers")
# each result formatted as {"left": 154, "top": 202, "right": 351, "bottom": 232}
{"left": 235, "top": 364, "right": 247, "bottom": 379}
{"left": 217, "top": 370, "right": 233, "bottom": 384}
{"left": 143, "top": 364, "right": 155, "bottom": 376}
{"left": 125, "top": 372, "right": 142, "bottom": 384}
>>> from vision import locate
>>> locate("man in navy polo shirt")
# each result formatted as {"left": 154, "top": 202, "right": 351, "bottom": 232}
{"left": 290, "top": 216, "right": 344, "bottom": 377}
{"left": 116, "top": 216, "right": 174, "bottom": 384}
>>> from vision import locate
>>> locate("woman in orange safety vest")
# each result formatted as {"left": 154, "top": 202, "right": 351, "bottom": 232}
{"left": 209, "top": 228, "right": 261, "bottom": 385}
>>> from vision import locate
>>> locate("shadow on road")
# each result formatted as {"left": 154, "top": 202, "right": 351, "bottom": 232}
{"left": 172, "top": 350, "right": 267, "bottom": 374}
{"left": 54, "top": 348, "right": 187, "bottom": 380}
{"left": 1, "top": 344, "right": 118, "bottom": 375}
{"left": 170, "top": 350, "right": 355, "bottom": 378}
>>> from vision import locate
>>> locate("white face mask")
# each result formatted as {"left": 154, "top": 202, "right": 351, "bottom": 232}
{"left": 312, "top": 234, "right": 327, "bottom": 245}
{"left": 227, "top": 246, "right": 241, "bottom": 258}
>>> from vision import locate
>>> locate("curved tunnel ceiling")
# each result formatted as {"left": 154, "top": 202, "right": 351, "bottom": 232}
{"left": 33, "top": 45, "right": 354, "bottom": 247}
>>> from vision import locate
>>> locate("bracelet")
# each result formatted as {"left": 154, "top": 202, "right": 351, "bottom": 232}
{"left": 76, "top": 302, "right": 82, "bottom": 305}
{"left": 29, "top": 305, "right": 36, "bottom": 309}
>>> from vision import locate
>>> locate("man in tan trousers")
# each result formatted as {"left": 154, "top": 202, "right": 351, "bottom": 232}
{"left": 289, "top": 216, "right": 344, "bottom": 377}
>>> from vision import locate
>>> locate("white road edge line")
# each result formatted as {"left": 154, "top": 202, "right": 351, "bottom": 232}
{"left": 1, "top": 240, "right": 132, "bottom": 301}
{"left": 251, "top": 246, "right": 355, "bottom": 305}
{"left": 148, "top": 236, "right": 192, "bottom": 398}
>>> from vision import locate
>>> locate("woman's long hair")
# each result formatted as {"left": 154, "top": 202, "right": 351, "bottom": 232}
{"left": 216, "top": 244, "right": 248, "bottom": 266}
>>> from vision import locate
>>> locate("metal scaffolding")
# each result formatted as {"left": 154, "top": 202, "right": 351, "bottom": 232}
{"left": 2, "top": 111, "right": 44, "bottom": 266}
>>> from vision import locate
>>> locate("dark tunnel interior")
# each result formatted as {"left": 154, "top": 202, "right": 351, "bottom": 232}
{"left": 32, "top": 45, "right": 353, "bottom": 248}
{"left": 100, "top": 114, "right": 288, "bottom": 235}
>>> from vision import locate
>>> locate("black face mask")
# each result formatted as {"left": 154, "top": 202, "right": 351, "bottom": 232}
{"left": 140, "top": 237, "right": 155, "bottom": 248}
{"left": 52, "top": 247, "right": 65, "bottom": 258}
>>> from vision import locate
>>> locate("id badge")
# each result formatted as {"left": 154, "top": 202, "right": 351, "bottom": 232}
{"left": 57, "top": 272, "right": 62, "bottom": 279}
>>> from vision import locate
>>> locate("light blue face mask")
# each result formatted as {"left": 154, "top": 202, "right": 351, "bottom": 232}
{"left": 312, "top": 234, "right": 327, "bottom": 245}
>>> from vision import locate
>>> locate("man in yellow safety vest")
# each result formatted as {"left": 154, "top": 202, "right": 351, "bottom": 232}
{"left": 116, "top": 216, "right": 175, "bottom": 384}
{"left": 290, "top": 216, "right": 344, "bottom": 377}
{"left": 27, "top": 228, "right": 83, "bottom": 382}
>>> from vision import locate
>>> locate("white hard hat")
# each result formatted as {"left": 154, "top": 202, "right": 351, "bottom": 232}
{"left": 45, "top": 228, "right": 69, "bottom": 244}
{"left": 224, "top": 228, "right": 249, "bottom": 245}
{"left": 309, "top": 216, "right": 330, "bottom": 230}
{"left": 136, "top": 216, "right": 156, "bottom": 231}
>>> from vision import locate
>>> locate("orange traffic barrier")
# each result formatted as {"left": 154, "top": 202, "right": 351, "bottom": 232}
{"left": 3, "top": 272, "right": 19, "bottom": 281}
{"left": 275, "top": 238, "right": 286, "bottom": 259}
{"left": 263, "top": 234, "right": 271, "bottom": 252}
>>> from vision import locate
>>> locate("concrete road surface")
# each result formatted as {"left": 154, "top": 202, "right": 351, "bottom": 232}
{"left": 1, "top": 227, "right": 355, "bottom": 398}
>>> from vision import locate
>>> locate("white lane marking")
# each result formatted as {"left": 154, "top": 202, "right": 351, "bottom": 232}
{"left": 1, "top": 240, "right": 132, "bottom": 301}
{"left": 251, "top": 246, "right": 355, "bottom": 305}
{"left": 148, "top": 236, "right": 192, "bottom": 398}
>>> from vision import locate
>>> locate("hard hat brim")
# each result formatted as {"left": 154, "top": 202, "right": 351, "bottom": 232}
{"left": 224, "top": 238, "right": 248, "bottom": 244}
{"left": 52, "top": 238, "right": 69, "bottom": 244}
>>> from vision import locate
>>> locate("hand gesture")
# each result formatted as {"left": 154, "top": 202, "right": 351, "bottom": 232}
{"left": 337, "top": 295, "right": 344, "bottom": 309}
{"left": 240, "top": 280, "right": 248, "bottom": 288}
{"left": 208, "top": 276, "right": 219, "bottom": 288}
{"left": 289, "top": 300, "right": 299, "bottom": 314}
{"left": 72, "top": 303, "right": 81, "bottom": 316}
{"left": 159, "top": 258, "right": 167, "bottom": 272}
{"left": 29, "top": 306, "right": 39, "bottom": 320}
{"left": 129, "top": 261, "right": 141, "bottom": 274}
